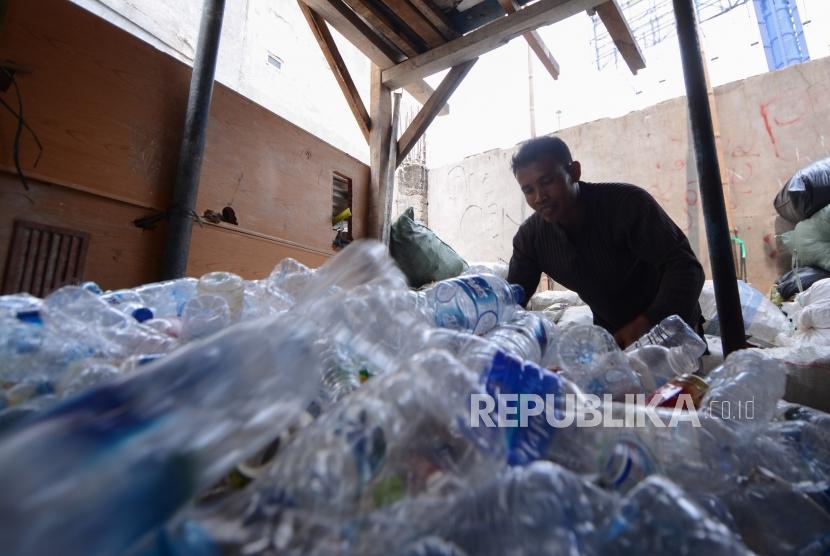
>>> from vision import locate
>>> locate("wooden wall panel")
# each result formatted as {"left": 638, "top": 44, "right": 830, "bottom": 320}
{"left": 0, "top": 0, "right": 368, "bottom": 288}
{"left": 0, "top": 175, "right": 165, "bottom": 291}
{"left": 188, "top": 224, "right": 331, "bottom": 280}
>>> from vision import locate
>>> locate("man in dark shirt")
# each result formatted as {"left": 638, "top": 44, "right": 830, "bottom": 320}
{"left": 506, "top": 136, "right": 705, "bottom": 349}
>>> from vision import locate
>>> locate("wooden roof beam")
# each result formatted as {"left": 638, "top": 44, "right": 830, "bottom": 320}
{"left": 408, "top": 0, "right": 459, "bottom": 41}
{"left": 589, "top": 0, "right": 645, "bottom": 74}
{"left": 342, "top": 0, "right": 424, "bottom": 57}
{"left": 382, "top": 0, "right": 447, "bottom": 48}
{"left": 382, "top": 0, "right": 602, "bottom": 90}
{"left": 498, "top": 0, "right": 560, "bottom": 80}
{"left": 299, "top": 2, "right": 371, "bottom": 143}
{"left": 301, "top": 0, "right": 449, "bottom": 114}
{"left": 397, "top": 58, "right": 476, "bottom": 164}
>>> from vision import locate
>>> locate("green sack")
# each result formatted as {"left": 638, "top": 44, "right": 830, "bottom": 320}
{"left": 390, "top": 207, "right": 468, "bottom": 288}
{"left": 782, "top": 205, "right": 830, "bottom": 272}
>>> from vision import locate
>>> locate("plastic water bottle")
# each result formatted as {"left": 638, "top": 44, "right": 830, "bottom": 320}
{"left": 601, "top": 475, "right": 752, "bottom": 555}
{"left": 483, "top": 310, "right": 560, "bottom": 366}
{"left": 702, "top": 350, "right": 787, "bottom": 426}
{"left": 625, "top": 315, "right": 707, "bottom": 387}
{"left": 239, "top": 350, "right": 504, "bottom": 518}
{"left": 101, "top": 289, "right": 155, "bottom": 322}
{"left": 196, "top": 272, "right": 244, "bottom": 322}
{"left": 377, "top": 461, "right": 614, "bottom": 556}
{"left": 134, "top": 278, "right": 198, "bottom": 318}
{"left": 0, "top": 314, "right": 322, "bottom": 556}
{"left": 422, "top": 274, "right": 524, "bottom": 335}
{"left": 626, "top": 314, "right": 707, "bottom": 355}
{"left": 180, "top": 295, "right": 231, "bottom": 342}
{"left": 317, "top": 338, "right": 362, "bottom": 407}
{"left": 267, "top": 258, "right": 315, "bottom": 300}
{"left": 556, "top": 325, "right": 643, "bottom": 397}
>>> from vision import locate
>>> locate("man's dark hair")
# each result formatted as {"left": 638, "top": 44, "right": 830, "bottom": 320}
{"left": 511, "top": 136, "right": 573, "bottom": 175}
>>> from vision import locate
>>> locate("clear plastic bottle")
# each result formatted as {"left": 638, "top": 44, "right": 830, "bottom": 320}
{"left": 0, "top": 315, "right": 322, "bottom": 556}
{"left": 196, "top": 272, "right": 244, "bottom": 322}
{"left": 422, "top": 274, "right": 524, "bottom": 335}
{"left": 242, "top": 350, "right": 504, "bottom": 519}
{"left": 626, "top": 314, "right": 707, "bottom": 355}
{"left": 483, "top": 310, "right": 560, "bottom": 366}
{"left": 601, "top": 475, "right": 752, "bottom": 555}
{"left": 702, "top": 350, "right": 787, "bottom": 426}
{"left": 556, "top": 325, "right": 643, "bottom": 397}
{"left": 134, "top": 278, "right": 198, "bottom": 318}
{"left": 180, "top": 295, "right": 231, "bottom": 342}
{"left": 267, "top": 258, "right": 315, "bottom": 300}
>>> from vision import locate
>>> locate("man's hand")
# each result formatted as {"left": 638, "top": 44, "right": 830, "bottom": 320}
{"left": 613, "top": 315, "right": 652, "bottom": 349}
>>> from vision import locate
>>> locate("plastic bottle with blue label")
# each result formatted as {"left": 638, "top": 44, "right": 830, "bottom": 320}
{"left": 423, "top": 274, "right": 524, "bottom": 336}
{"left": 0, "top": 315, "right": 322, "bottom": 556}
{"left": 484, "top": 310, "right": 559, "bottom": 366}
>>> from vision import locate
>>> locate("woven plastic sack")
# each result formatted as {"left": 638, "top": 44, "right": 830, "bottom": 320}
{"left": 781, "top": 205, "right": 830, "bottom": 272}
{"left": 390, "top": 207, "right": 468, "bottom": 288}
{"left": 774, "top": 157, "right": 830, "bottom": 223}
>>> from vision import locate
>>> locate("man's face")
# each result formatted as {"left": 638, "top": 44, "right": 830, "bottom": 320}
{"left": 515, "top": 158, "right": 579, "bottom": 224}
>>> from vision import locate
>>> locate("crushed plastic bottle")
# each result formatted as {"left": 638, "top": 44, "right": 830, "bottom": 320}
{"left": 483, "top": 310, "right": 560, "bottom": 366}
{"left": 0, "top": 315, "right": 322, "bottom": 556}
{"left": 134, "top": 278, "right": 198, "bottom": 318}
{"left": 601, "top": 475, "right": 752, "bottom": 555}
{"left": 557, "top": 325, "right": 643, "bottom": 398}
{"left": 703, "top": 350, "right": 787, "bottom": 426}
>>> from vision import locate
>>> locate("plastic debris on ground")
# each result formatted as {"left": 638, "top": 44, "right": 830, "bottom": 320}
{"left": 1, "top": 240, "right": 829, "bottom": 556}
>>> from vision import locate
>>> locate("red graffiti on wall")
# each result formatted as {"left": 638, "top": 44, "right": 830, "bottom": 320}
{"left": 760, "top": 100, "right": 780, "bottom": 158}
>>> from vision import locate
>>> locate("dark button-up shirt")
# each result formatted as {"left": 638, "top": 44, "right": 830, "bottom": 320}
{"left": 507, "top": 181, "right": 705, "bottom": 333}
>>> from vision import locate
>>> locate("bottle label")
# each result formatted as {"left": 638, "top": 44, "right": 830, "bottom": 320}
{"left": 484, "top": 350, "right": 562, "bottom": 466}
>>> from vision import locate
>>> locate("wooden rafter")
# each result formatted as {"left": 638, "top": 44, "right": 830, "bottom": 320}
{"left": 383, "top": 0, "right": 447, "bottom": 48}
{"left": 407, "top": 0, "right": 459, "bottom": 41}
{"left": 591, "top": 0, "right": 645, "bottom": 74}
{"left": 301, "top": 0, "right": 449, "bottom": 114}
{"left": 498, "top": 0, "right": 560, "bottom": 80}
{"left": 342, "top": 0, "right": 423, "bottom": 56}
{"left": 382, "top": 0, "right": 601, "bottom": 89}
{"left": 397, "top": 58, "right": 476, "bottom": 164}
{"left": 299, "top": 2, "right": 372, "bottom": 143}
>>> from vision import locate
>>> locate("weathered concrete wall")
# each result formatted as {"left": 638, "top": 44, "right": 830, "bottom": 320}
{"left": 428, "top": 56, "right": 830, "bottom": 294}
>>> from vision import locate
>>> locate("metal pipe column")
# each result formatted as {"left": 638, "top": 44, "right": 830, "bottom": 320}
{"left": 672, "top": 0, "right": 745, "bottom": 355}
{"left": 160, "top": 0, "right": 227, "bottom": 279}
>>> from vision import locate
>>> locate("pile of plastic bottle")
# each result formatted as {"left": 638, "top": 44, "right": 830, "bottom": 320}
{"left": 1, "top": 240, "right": 829, "bottom": 556}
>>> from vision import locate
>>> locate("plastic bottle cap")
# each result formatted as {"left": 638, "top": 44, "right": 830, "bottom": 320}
{"left": 132, "top": 307, "right": 154, "bottom": 323}
{"left": 16, "top": 310, "right": 43, "bottom": 325}
{"left": 510, "top": 284, "right": 525, "bottom": 305}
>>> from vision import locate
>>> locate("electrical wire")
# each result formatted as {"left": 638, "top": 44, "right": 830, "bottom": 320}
{"left": 0, "top": 68, "right": 42, "bottom": 191}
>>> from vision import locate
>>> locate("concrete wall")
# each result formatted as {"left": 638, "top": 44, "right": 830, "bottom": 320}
{"left": 428, "top": 55, "right": 830, "bottom": 295}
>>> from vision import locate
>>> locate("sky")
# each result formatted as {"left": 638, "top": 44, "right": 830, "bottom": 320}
{"left": 421, "top": 0, "right": 830, "bottom": 168}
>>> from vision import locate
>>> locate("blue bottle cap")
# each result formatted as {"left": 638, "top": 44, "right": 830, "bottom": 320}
{"left": 16, "top": 310, "right": 43, "bottom": 325}
{"left": 81, "top": 281, "right": 103, "bottom": 295}
{"left": 132, "top": 307, "right": 154, "bottom": 323}
{"left": 510, "top": 284, "right": 525, "bottom": 305}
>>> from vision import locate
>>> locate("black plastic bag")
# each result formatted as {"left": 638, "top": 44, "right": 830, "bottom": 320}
{"left": 774, "top": 157, "right": 830, "bottom": 224}
{"left": 776, "top": 266, "right": 830, "bottom": 300}
{"left": 774, "top": 158, "right": 830, "bottom": 224}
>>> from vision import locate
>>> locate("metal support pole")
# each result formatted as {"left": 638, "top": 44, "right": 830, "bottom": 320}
{"left": 160, "top": 0, "right": 226, "bottom": 279}
{"left": 672, "top": 0, "right": 745, "bottom": 356}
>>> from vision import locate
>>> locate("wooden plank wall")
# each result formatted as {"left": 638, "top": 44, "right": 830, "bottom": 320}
{"left": 0, "top": 0, "right": 369, "bottom": 291}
